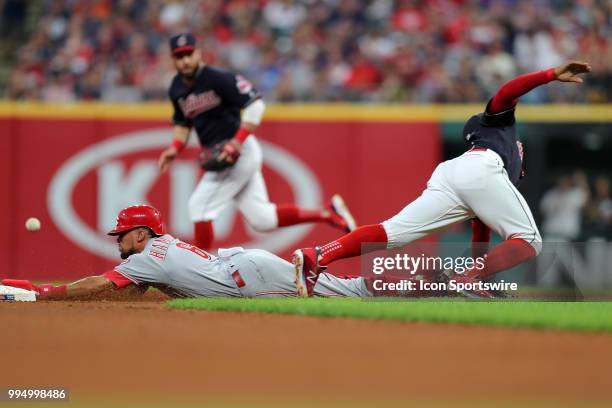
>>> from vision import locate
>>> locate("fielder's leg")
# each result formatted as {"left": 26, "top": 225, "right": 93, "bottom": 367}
{"left": 188, "top": 136, "right": 261, "bottom": 249}
{"left": 471, "top": 218, "right": 491, "bottom": 259}
{"left": 235, "top": 138, "right": 356, "bottom": 233}
{"left": 452, "top": 150, "right": 542, "bottom": 280}
{"left": 237, "top": 174, "right": 356, "bottom": 233}
{"left": 293, "top": 161, "right": 473, "bottom": 296}
{"left": 194, "top": 220, "right": 214, "bottom": 251}
{"left": 328, "top": 168, "right": 472, "bottom": 262}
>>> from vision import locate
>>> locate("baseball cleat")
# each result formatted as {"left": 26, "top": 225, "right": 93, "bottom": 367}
{"left": 483, "top": 279, "right": 516, "bottom": 299}
{"left": 447, "top": 272, "right": 494, "bottom": 299}
{"left": 292, "top": 247, "right": 325, "bottom": 297}
{"left": 329, "top": 194, "right": 357, "bottom": 232}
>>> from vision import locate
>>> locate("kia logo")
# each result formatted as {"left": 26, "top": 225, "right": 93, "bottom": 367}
{"left": 48, "top": 129, "right": 321, "bottom": 260}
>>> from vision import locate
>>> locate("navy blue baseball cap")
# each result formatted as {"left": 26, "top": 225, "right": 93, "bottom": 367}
{"left": 170, "top": 33, "right": 196, "bottom": 55}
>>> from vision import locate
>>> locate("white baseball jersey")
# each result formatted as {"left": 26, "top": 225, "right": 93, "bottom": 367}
{"left": 113, "top": 235, "right": 241, "bottom": 297}
{"left": 107, "top": 234, "right": 372, "bottom": 298}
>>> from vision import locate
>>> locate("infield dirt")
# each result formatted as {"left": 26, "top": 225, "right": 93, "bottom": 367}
{"left": 2, "top": 299, "right": 611, "bottom": 407}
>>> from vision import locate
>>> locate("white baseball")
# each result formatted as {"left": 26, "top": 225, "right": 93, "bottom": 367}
{"left": 25, "top": 217, "right": 41, "bottom": 232}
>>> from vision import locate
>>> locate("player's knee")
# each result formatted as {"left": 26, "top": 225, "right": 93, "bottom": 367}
{"left": 246, "top": 217, "right": 276, "bottom": 232}
{"left": 512, "top": 229, "right": 542, "bottom": 256}
{"left": 188, "top": 196, "right": 215, "bottom": 222}
{"left": 244, "top": 211, "right": 277, "bottom": 232}
{"left": 530, "top": 234, "right": 543, "bottom": 256}
{"left": 187, "top": 196, "right": 201, "bottom": 221}
{"left": 187, "top": 193, "right": 198, "bottom": 209}
{"left": 381, "top": 222, "right": 401, "bottom": 249}
{"left": 240, "top": 203, "right": 278, "bottom": 232}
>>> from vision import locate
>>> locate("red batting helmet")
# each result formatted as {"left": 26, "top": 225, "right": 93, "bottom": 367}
{"left": 107, "top": 205, "right": 165, "bottom": 236}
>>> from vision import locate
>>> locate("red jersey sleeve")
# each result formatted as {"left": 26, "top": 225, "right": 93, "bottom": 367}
{"left": 488, "top": 68, "right": 557, "bottom": 114}
{"left": 101, "top": 270, "right": 136, "bottom": 289}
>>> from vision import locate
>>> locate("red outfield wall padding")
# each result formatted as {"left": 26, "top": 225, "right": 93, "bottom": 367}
{"left": 0, "top": 118, "right": 440, "bottom": 280}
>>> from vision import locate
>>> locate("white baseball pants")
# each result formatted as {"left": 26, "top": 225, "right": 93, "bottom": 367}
{"left": 228, "top": 249, "right": 373, "bottom": 298}
{"left": 188, "top": 136, "right": 278, "bottom": 231}
{"left": 382, "top": 149, "right": 542, "bottom": 253}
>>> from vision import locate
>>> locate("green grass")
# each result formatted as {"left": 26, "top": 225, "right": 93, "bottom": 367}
{"left": 168, "top": 297, "right": 612, "bottom": 333}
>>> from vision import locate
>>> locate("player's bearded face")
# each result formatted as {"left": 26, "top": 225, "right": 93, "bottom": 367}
{"left": 116, "top": 230, "right": 137, "bottom": 259}
{"left": 173, "top": 50, "right": 200, "bottom": 79}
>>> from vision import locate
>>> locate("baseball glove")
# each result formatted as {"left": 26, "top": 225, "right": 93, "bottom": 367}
{"left": 199, "top": 140, "right": 241, "bottom": 171}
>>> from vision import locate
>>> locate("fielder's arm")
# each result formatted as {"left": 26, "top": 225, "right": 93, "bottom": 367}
{"left": 488, "top": 61, "right": 591, "bottom": 114}
{"left": 240, "top": 98, "right": 266, "bottom": 133}
{"left": 218, "top": 99, "right": 266, "bottom": 163}
{"left": 158, "top": 124, "right": 191, "bottom": 173}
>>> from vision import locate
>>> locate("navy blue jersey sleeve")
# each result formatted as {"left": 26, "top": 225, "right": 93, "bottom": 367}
{"left": 210, "top": 69, "right": 261, "bottom": 108}
{"left": 170, "top": 93, "right": 193, "bottom": 127}
{"left": 482, "top": 99, "right": 516, "bottom": 127}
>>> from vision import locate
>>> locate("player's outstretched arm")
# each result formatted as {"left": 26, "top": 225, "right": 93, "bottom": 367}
{"left": 2, "top": 275, "right": 141, "bottom": 300}
{"left": 488, "top": 61, "right": 591, "bottom": 114}
{"left": 63, "top": 276, "right": 115, "bottom": 298}
{"left": 553, "top": 61, "right": 592, "bottom": 83}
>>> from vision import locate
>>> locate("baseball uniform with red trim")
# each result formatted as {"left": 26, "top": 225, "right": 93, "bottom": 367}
{"left": 104, "top": 235, "right": 371, "bottom": 298}
{"left": 381, "top": 70, "right": 555, "bottom": 253}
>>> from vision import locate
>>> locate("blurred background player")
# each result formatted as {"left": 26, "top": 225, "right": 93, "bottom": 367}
{"left": 293, "top": 61, "right": 592, "bottom": 298}
{"left": 540, "top": 171, "right": 589, "bottom": 242}
{"left": 2, "top": 205, "right": 369, "bottom": 299}
{"left": 157, "top": 33, "right": 356, "bottom": 250}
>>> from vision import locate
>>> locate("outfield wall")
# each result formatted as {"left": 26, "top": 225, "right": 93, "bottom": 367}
{"left": 0, "top": 103, "right": 441, "bottom": 280}
{"left": 0, "top": 103, "right": 610, "bottom": 281}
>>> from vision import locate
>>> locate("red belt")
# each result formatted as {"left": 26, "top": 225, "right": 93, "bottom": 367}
{"left": 231, "top": 271, "right": 246, "bottom": 288}
{"left": 468, "top": 147, "right": 488, "bottom": 152}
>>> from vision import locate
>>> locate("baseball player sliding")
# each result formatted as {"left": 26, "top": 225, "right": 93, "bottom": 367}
{"left": 157, "top": 33, "right": 356, "bottom": 250}
{"left": 1, "top": 205, "right": 372, "bottom": 300}
{"left": 293, "top": 61, "right": 592, "bottom": 298}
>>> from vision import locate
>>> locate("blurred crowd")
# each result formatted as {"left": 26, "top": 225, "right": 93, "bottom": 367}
{"left": 540, "top": 171, "right": 612, "bottom": 242}
{"left": 4, "top": 0, "right": 611, "bottom": 102}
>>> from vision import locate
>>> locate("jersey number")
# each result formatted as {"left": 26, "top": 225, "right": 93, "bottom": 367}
{"left": 176, "top": 242, "right": 211, "bottom": 260}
